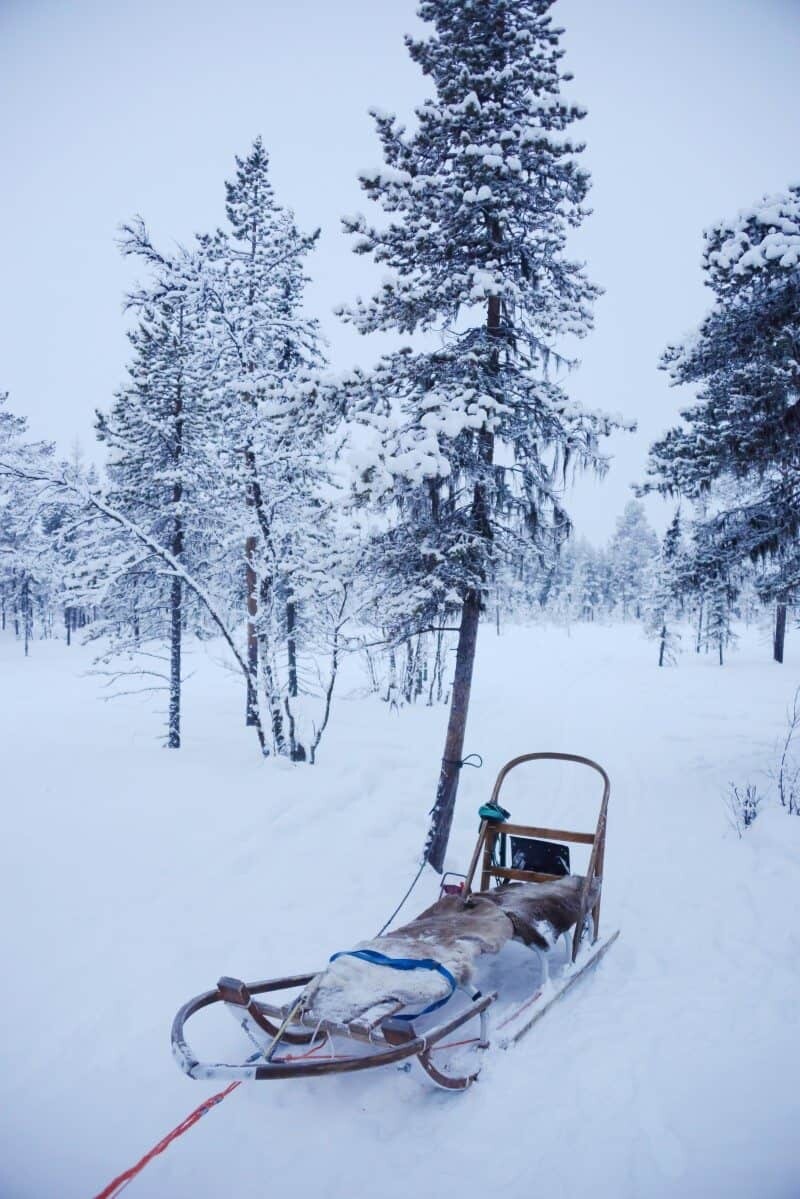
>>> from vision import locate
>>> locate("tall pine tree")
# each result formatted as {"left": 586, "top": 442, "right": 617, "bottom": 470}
{"left": 608, "top": 500, "right": 658, "bottom": 620}
{"left": 337, "top": 0, "right": 620, "bottom": 869}
{"left": 643, "top": 509, "right": 684, "bottom": 666}
{"left": 198, "top": 138, "right": 324, "bottom": 741}
{"left": 95, "top": 272, "right": 215, "bottom": 747}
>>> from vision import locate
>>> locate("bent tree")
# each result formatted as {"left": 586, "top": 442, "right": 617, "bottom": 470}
{"left": 338, "top": 0, "right": 618, "bottom": 870}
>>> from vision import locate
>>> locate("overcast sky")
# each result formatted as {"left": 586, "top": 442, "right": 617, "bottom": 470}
{"left": 1, "top": 0, "right": 798, "bottom": 541}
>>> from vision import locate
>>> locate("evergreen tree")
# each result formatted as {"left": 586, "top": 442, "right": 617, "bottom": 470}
{"left": 574, "top": 543, "right": 604, "bottom": 622}
{"left": 608, "top": 500, "right": 658, "bottom": 620}
{"left": 0, "top": 394, "right": 60, "bottom": 654}
{"left": 95, "top": 278, "right": 214, "bottom": 748}
{"left": 682, "top": 519, "right": 740, "bottom": 665}
{"left": 197, "top": 138, "right": 326, "bottom": 746}
{"left": 701, "top": 569, "right": 738, "bottom": 666}
{"left": 119, "top": 140, "right": 334, "bottom": 757}
{"left": 643, "top": 184, "right": 800, "bottom": 662}
{"left": 336, "top": 0, "right": 620, "bottom": 869}
{"left": 643, "top": 509, "right": 684, "bottom": 666}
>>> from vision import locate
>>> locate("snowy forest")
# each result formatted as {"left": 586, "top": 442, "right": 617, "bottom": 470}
{"left": 1, "top": 2, "right": 798, "bottom": 1198}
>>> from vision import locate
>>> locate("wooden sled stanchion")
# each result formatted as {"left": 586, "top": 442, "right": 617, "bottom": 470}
{"left": 462, "top": 752, "right": 611, "bottom": 961}
{"left": 172, "top": 752, "right": 618, "bottom": 1091}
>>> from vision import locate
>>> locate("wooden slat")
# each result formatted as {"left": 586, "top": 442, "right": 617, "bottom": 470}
{"left": 484, "top": 866, "right": 562, "bottom": 883}
{"left": 479, "top": 821, "right": 494, "bottom": 892}
{"left": 488, "top": 822, "right": 595, "bottom": 845}
{"left": 350, "top": 1000, "right": 405, "bottom": 1036}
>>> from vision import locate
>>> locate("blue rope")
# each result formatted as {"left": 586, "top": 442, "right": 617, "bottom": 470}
{"left": 329, "top": 949, "right": 457, "bottom": 1021}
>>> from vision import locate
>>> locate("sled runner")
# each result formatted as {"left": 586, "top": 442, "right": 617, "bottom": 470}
{"left": 172, "top": 752, "right": 618, "bottom": 1090}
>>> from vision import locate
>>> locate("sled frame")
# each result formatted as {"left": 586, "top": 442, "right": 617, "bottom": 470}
{"left": 462, "top": 752, "right": 610, "bottom": 962}
{"left": 171, "top": 933, "right": 618, "bottom": 1088}
{"left": 172, "top": 974, "right": 497, "bottom": 1089}
{"left": 171, "top": 752, "right": 615, "bottom": 1089}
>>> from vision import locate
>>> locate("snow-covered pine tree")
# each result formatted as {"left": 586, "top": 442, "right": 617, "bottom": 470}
{"left": 643, "top": 509, "right": 684, "bottom": 666}
{"left": 701, "top": 569, "right": 738, "bottom": 666}
{"left": 94, "top": 278, "right": 214, "bottom": 748}
{"left": 53, "top": 446, "right": 97, "bottom": 644}
{"left": 0, "top": 393, "right": 60, "bottom": 654}
{"left": 573, "top": 542, "right": 604, "bottom": 622}
{"left": 642, "top": 184, "right": 800, "bottom": 663}
{"left": 337, "top": 0, "right": 621, "bottom": 869}
{"left": 608, "top": 500, "right": 658, "bottom": 620}
{"left": 1, "top": 390, "right": 281, "bottom": 754}
{"left": 197, "top": 138, "right": 325, "bottom": 745}
{"left": 681, "top": 519, "right": 740, "bottom": 665}
{"left": 541, "top": 539, "right": 598, "bottom": 626}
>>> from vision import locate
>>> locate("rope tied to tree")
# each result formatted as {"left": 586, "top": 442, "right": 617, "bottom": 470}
{"left": 379, "top": 752, "right": 484, "bottom": 933}
{"left": 442, "top": 753, "right": 483, "bottom": 770}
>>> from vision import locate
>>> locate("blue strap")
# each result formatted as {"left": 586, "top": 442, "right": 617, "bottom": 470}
{"left": 329, "top": 949, "right": 457, "bottom": 1021}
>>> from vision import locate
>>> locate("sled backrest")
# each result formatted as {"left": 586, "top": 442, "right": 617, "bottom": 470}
{"left": 464, "top": 753, "right": 610, "bottom": 953}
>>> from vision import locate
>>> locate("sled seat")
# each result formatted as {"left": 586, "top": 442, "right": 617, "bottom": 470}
{"left": 305, "top": 877, "right": 597, "bottom": 1025}
{"left": 482, "top": 876, "right": 600, "bottom": 950}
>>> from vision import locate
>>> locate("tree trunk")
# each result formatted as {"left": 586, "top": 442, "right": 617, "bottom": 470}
{"left": 428, "top": 629, "right": 443, "bottom": 706}
{"left": 285, "top": 702, "right": 307, "bottom": 761}
{"left": 403, "top": 640, "right": 414, "bottom": 705}
{"left": 245, "top": 534, "right": 259, "bottom": 725}
{"left": 385, "top": 647, "right": 398, "bottom": 708}
{"left": 425, "top": 589, "right": 482, "bottom": 872}
{"left": 168, "top": 573, "right": 182, "bottom": 748}
{"left": 257, "top": 572, "right": 286, "bottom": 754}
{"left": 415, "top": 636, "right": 425, "bottom": 701}
{"left": 284, "top": 599, "right": 308, "bottom": 759}
{"left": 658, "top": 622, "right": 666, "bottom": 667}
{"left": 286, "top": 598, "right": 299, "bottom": 698}
{"left": 168, "top": 356, "right": 184, "bottom": 749}
{"left": 774, "top": 601, "right": 787, "bottom": 664}
{"left": 244, "top": 438, "right": 279, "bottom": 732}
{"left": 22, "top": 573, "right": 31, "bottom": 657}
{"left": 424, "top": 289, "right": 499, "bottom": 871}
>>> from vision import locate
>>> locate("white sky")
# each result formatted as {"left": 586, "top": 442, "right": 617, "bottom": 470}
{"left": 1, "top": 0, "right": 798, "bottom": 542}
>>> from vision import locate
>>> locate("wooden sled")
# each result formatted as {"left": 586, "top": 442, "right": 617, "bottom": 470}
{"left": 172, "top": 753, "right": 618, "bottom": 1090}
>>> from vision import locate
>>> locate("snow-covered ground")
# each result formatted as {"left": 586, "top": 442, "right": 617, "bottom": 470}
{"left": 1, "top": 621, "right": 799, "bottom": 1199}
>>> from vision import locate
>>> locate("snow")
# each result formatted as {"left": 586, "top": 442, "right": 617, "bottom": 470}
{"left": 358, "top": 165, "right": 412, "bottom": 187}
{"left": 2, "top": 621, "right": 800, "bottom": 1198}
{"left": 706, "top": 187, "right": 800, "bottom": 276}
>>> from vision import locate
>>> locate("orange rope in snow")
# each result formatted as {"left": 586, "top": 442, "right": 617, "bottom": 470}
{"left": 92, "top": 1080, "right": 241, "bottom": 1199}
